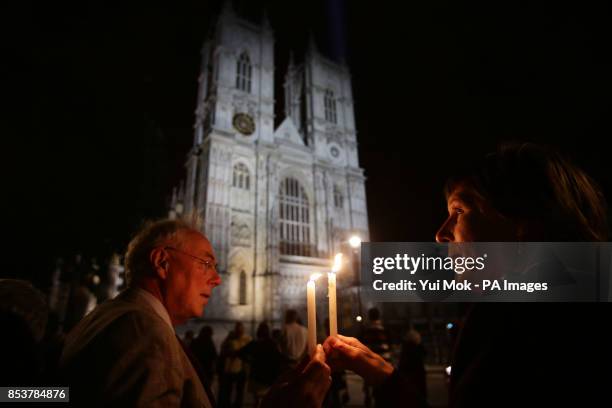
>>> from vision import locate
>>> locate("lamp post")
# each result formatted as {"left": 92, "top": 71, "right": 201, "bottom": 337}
{"left": 349, "top": 235, "right": 363, "bottom": 323}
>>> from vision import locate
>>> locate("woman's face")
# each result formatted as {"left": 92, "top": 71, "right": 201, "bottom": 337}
{"left": 435, "top": 183, "right": 518, "bottom": 243}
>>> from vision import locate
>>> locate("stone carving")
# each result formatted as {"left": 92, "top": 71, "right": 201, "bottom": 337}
{"left": 231, "top": 217, "right": 251, "bottom": 247}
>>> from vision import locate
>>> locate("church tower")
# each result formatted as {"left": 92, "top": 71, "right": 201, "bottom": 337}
{"left": 178, "top": 4, "right": 369, "bottom": 335}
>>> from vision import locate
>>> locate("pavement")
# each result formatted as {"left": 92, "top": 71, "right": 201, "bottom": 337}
{"left": 233, "top": 364, "right": 449, "bottom": 407}
{"left": 343, "top": 365, "right": 448, "bottom": 408}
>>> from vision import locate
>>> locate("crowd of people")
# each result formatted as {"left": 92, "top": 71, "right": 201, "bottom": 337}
{"left": 0, "top": 270, "right": 424, "bottom": 408}
{"left": 1, "top": 142, "right": 611, "bottom": 407}
{"left": 179, "top": 308, "right": 425, "bottom": 408}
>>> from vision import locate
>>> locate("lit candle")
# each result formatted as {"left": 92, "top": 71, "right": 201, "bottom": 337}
{"left": 328, "top": 253, "right": 343, "bottom": 337}
{"left": 307, "top": 273, "right": 321, "bottom": 356}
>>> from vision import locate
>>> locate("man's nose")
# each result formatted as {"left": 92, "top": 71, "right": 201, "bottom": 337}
{"left": 435, "top": 216, "right": 454, "bottom": 243}
{"left": 210, "top": 268, "right": 222, "bottom": 287}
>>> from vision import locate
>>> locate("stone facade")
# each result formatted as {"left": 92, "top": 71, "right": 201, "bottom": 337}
{"left": 170, "top": 5, "right": 368, "bottom": 336}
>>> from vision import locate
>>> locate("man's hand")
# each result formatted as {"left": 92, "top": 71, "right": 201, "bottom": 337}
{"left": 323, "top": 334, "right": 394, "bottom": 386}
{"left": 261, "top": 344, "right": 332, "bottom": 408}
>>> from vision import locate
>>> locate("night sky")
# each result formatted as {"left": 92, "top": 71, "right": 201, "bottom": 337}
{"left": 5, "top": 1, "right": 612, "bottom": 286}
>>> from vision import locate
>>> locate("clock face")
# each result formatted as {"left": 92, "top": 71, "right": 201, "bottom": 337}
{"left": 328, "top": 143, "right": 344, "bottom": 164}
{"left": 233, "top": 113, "right": 255, "bottom": 135}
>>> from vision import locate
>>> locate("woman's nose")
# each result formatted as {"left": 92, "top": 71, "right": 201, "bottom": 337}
{"left": 435, "top": 216, "right": 454, "bottom": 243}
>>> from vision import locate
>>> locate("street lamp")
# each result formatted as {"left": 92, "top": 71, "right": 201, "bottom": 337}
{"left": 349, "top": 235, "right": 362, "bottom": 249}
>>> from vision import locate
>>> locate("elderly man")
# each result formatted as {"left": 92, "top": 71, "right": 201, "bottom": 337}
{"left": 59, "top": 218, "right": 332, "bottom": 407}
{"left": 59, "top": 219, "right": 221, "bottom": 406}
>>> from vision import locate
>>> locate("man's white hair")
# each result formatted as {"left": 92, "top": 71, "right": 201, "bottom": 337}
{"left": 124, "top": 214, "right": 203, "bottom": 286}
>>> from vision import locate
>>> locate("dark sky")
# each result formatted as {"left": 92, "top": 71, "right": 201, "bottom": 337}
{"left": 4, "top": 0, "right": 612, "bottom": 285}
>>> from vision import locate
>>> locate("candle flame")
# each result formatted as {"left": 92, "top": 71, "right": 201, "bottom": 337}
{"left": 331, "top": 253, "right": 343, "bottom": 273}
{"left": 310, "top": 273, "right": 322, "bottom": 281}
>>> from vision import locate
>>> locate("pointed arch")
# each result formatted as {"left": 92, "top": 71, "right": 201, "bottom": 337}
{"left": 333, "top": 185, "right": 344, "bottom": 209}
{"left": 279, "top": 177, "right": 313, "bottom": 256}
{"left": 324, "top": 89, "right": 337, "bottom": 123}
{"left": 236, "top": 52, "right": 252, "bottom": 93}
{"left": 232, "top": 162, "right": 250, "bottom": 190}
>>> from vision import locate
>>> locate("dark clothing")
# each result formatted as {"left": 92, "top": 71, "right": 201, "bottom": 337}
{"left": 191, "top": 335, "right": 218, "bottom": 391}
{"left": 449, "top": 303, "right": 537, "bottom": 407}
{"left": 240, "top": 338, "right": 283, "bottom": 386}
{"left": 361, "top": 320, "right": 391, "bottom": 361}
{"left": 218, "top": 372, "right": 246, "bottom": 408}
{"left": 375, "top": 369, "right": 428, "bottom": 408}
{"left": 450, "top": 303, "right": 612, "bottom": 407}
{"left": 177, "top": 335, "right": 216, "bottom": 407}
{"left": 398, "top": 342, "right": 427, "bottom": 399}
{"left": 323, "top": 370, "right": 349, "bottom": 408}
{"left": 218, "top": 333, "right": 251, "bottom": 408}
{"left": 377, "top": 303, "right": 612, "bottom": 407}
{"left": 361, "top": 320, "right": 392, "bottom": 408}
{"left": 0, "top": 312, "right": 43, "bottom": 386}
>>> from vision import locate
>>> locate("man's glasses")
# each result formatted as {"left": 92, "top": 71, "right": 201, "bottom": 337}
{"left": 164, "top": 246, "right": 216, "bottom": 271}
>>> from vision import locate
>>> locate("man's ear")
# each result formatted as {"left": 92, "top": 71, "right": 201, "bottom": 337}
{"left": 150, "top": 247, "right": 169, "bottom": 280}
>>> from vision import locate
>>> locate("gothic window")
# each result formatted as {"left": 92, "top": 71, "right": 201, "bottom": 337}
{"left": 324, "top": 89, "right": 337, "bottom": 123}
{"left": 333, "top": 185, "right": 344, "bottom": 209}
{"left": 239, "top": 270, "right": 247, "bottom": 305}
{"left": 236, "top": 52, "right": 252, "bottom": 93}
{"left": 279, "top": 178, "right": 312, "bottom": 256}
{"left": 232, "top": 163, "right": 250, "bottom": 190}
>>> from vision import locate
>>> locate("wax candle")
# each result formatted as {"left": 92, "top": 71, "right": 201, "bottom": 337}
{"left": 328, "top": 253, "right": 343, "bottom": 337}
{"left": 307, "top": 273, "right": 321, "bottom": 356}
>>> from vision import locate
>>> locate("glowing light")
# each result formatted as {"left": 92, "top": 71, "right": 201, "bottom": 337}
{"left": 446, "top": 366, "right": 452, "bottom": 376}
{"left": 446, "top": 323, "right": 454, "bottom": 330}
{"left": 356, "top": 315, "right": 362, "bottom": 322}
{"left": 349, "top": 235, "right": 362, "bottom": 249}
{"left": 332, "top": 253, "right": 343, "bottom": 273}
{"left": 310, "top": 273, "right": 322, "bottom": 282}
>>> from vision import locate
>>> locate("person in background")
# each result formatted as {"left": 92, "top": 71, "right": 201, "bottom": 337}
{"left": 323, "top": 318, "right": 349, "bottom": 408}
{"left": 271, "top": 328, "right": 283, "bottom": 350}
{"left": 282, "top": 309, "right": 308, "bottom": 367}
{"left": 398, "top": 328, "right": 426, "bottom": 399}
{"left": 240, "top": 322, "right": 283, "bottom": 406}
{"left": 184, "top": 329, "right": 195, "bottom": 347}
{"left": 218, "top": 322, "right": 251, "bottom": 408}
{"left": 0, "top": 279, "right": 49, "bottom": 386}
{"left": 191, "top": 325, "right": 218, "bottom": 393}
{"left": 360, "top": 307, "right": 391, "bottom": 408}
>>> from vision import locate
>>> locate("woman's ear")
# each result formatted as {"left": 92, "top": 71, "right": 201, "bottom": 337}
{"left": 149, "top": 247, "right": 169, "bottom": 279}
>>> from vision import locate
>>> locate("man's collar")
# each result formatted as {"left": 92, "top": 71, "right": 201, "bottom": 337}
{"left": 131, "top": 287, "right": 174, "bottom": 329}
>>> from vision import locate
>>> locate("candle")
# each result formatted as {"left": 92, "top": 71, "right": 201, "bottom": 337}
{"left": 328, "top": 253, "right": 343, "bottom": 337}
{"left": 307, "top": 273, "right": 321, "bottom": 356}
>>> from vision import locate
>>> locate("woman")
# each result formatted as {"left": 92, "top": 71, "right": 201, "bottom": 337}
{"left": 323, "top": 142, "right": 609, "bottom": 407}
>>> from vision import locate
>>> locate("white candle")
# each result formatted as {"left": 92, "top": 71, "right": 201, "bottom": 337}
{"left": 307, "top": 273, "right": 321, "bottom": 356}
{"left": 328, "top": 253, "right": 343, "bottom": 337}
{"left": 328, "top": 271, "right": 337, "bottom": 337}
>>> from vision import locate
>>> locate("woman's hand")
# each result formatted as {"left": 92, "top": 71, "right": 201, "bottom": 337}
{"left": 323, "top": 334, "right": 394, "bottom": 386}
